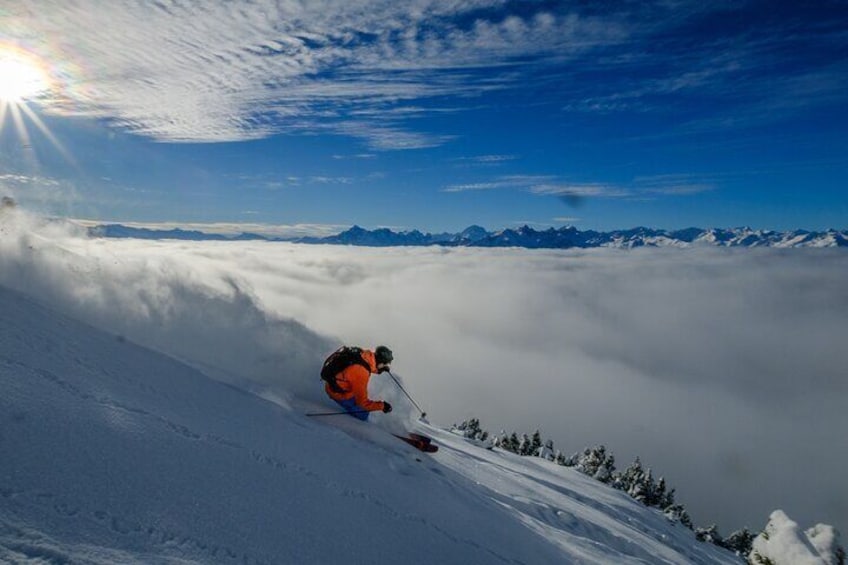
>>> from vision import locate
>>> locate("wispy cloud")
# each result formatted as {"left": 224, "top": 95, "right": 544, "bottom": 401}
{"left": 452, "top": 154, "right": 520, "bottom": 167}
{"left": 7, "top": 1, "right": 623, "bottom": 147}
{"left": 633, "top": 174, "right": 716, "bottom": 195}
{"left": 560, "top": 3, "right": 848, "bottom": 134}
{"left": 233, "top": 173, "right": 353, "bottom": 190}
{"left": 334, "top": 121, "right": 457, "bottom": 150}
{"left": 0, "top": 173, "right": 79, "bottom": 207}
{"left": 73, "top": 219, "right": 345, "bottom": 238}
{"left": 308, "top": 176, "right": 353, "bottom": 185}
{"left": 8, "top": 1, "right": 843, "bottom": 151}
{"left": 442, "top": 175, "right": 554, "bottom": 192}
{"left": 529, "top": 183, "right": 633, "bottom": 199}
{"left": 0, "top": 173, "right": 60, "bottom": 187}
{"left": 472, "top": 154, "right": 518, "bottom": 163}
{"left": 442, "top": 182, "right": 502, "bottom": 193}
{"left": 444, "top": 173, "right": 716, "bottom": 202}
{"left": 443, "top": 174, "right": 634, "bottom": 200}
{"left": 332, "top": 153, "right": 377, "bottom": 160}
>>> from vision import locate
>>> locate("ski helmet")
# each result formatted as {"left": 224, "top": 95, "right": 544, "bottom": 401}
{"left": 375, "top": 345, "right": 393, "bottom": 365}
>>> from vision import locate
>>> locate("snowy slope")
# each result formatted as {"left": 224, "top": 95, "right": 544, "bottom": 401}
{"left": 0, "top": 283, "right": 740, "bottom": 564}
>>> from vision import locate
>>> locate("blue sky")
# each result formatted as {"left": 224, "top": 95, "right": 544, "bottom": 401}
{"left": 1, "top": 0, "right": 846, "bottom": 234}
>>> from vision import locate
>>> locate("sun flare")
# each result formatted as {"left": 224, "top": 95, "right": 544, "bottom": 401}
{"left": 0, "top": 46, "right": 50, "bottom": 103}
{"left": 0, "top": 43, "right": 74, "bottom": 165}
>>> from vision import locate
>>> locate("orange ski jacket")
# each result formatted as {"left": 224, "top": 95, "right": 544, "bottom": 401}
{"left": 324, "top": 349, "right": 386, "bottom": 413}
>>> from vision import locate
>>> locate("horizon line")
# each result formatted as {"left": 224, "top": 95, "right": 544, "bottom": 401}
{"left": 72, "top": 218, "right": 848, "bottom": 240}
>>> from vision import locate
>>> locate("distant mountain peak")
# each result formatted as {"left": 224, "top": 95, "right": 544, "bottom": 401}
{"left": 87, "top": 223, "right": 848, "bottom": 249}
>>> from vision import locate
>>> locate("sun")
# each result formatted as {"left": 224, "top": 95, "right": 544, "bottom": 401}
{"left": 0, "top": 43, "right": 74, "bottom": 165}
{"left": 0, "top": 46, "right": 50, "bottom": 103}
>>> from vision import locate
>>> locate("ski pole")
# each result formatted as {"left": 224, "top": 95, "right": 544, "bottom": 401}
{"left": 306, "top": 410, "right": 371, "bottom": 417}
{"left": 386, "top": 370, "right": 427, "bottom": 418}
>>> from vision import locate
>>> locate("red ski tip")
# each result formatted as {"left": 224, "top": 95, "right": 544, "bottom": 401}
{"left": 393, "top": 434, "right": 438, "bottom": 453}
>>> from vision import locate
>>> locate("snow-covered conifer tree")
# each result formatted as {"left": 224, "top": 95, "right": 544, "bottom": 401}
{"left": 722, "top": 528, "right": 754, "bottom": 557}
{"left": 539, "top": 439, "right": 555, "bottom": 461}
{"left": 641, "top": 468, "right": 657, "bottom": 506}
{"left": 663, "top": 504, "right": 693, "bottom": 529}
{"left": 573, "top": 445, "right": 615, "bottom": 483}
{"left": 530, "top": 430, "right": 543, "bottom": 457}
{"left": 508, "top": 432, "right": 521, "bottom": 454}
{"left": 618, "top": 458, "right": 647, "bottom": 502}
{"left": 452, "top": 418, "right": 492, "bottom": 443}
{"left": 652, "top": 477, "right": 667, "bottom": 508}
{"left": 598, "top": 452, "right": 616, "bottom": 483}
{"left": 555, "top": 450, "right": 567, "bottom": 466}
{"left": 655, "top": 478, "right": 678, "bottom": 510}
{"left": 695, "top": 525, "right": 722, "bottom": 545}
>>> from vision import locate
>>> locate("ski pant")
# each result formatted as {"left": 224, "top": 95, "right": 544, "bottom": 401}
{"left": 333, "top": 397, "right": 370, "bottom": 421}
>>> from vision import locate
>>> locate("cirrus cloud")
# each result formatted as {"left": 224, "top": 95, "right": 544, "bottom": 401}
{"left": 6, "top": 1, "right": 623, "bottom": 145}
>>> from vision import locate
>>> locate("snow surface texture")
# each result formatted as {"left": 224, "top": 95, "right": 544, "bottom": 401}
{"left": 0, "top": 283, "right": 742, "bottom": 564}
{"left": 1, "top": 209, "right": 846, "bottom": 548}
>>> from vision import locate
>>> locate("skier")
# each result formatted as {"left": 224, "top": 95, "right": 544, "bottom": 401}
{"left": 322, "top": 345, "right": 394, "bottom": 421}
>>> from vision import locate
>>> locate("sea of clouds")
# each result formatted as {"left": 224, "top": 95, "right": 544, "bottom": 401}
{"left": 1, "top": 209, "right": 845, "bottom": 538}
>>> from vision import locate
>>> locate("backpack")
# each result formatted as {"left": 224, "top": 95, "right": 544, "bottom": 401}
{"left": 321, "top": 346, "right": 371, "bottom": 394}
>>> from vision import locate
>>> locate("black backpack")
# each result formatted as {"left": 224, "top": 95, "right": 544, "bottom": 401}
{"left": 321, "top": 346, "right": 371, "bottom": 394}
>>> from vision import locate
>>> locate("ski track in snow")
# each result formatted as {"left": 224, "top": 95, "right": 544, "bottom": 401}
{"left": 431, "top": 434, "right": 731, "bottom": 564}
{"left": 0, "top": 284, "right": 740, "bottom": 564}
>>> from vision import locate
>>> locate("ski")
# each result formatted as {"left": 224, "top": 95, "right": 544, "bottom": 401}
{"left": 393, "top": 433, "right": 438, "bottom": 453}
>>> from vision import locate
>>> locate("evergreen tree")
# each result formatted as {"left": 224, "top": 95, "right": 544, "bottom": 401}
{"left": 617, "top": 457, "right": 645, "bottom": 497}
{"left": 452, "top": 418, "right": 491, "bottom": 442}
{"left": 657, "top": 480, "right": 677, "bottom": 510}
{"left": 641, "top": 468, "right": 657, "bottom": 506}
{"left": 452, "top": 418, "right": 472, "bottom": 437}
{"left": 530, "top": 430, "right": 543, "bottom": 457}
{"left": 466, "top": 418, "right": 479, "bottom": 437}
{"left": 539, "top": 439, "right": 555, "bottom": 461}
{"left": 508, "top": 432, "right": 521, "bottom": 454}
{"left": 651, "top": 477, "right": 667, "bottom": 508}
{"left": 598, "top": 452, "right": 616, "bottom": 484}
{"left": 555, "top": 450, "right": 567, "bottom": 466}
{"left": 628, "top": 477, "right": 647, "bottom": 504}
{"left": 564, "top": 445, "right": 616, "bottom": 483}
{"left": 617, "top": 458, "right": 662, "bottom": 506}
{"left": 663, "top": 504, "right": 693, "bottom": 529}
{"left": 518, "top": 433, "right": 532, "bottom": 456}
{"left": 722, "top": 528, "right": 755, "bottom": 557}
{"left": 695, "top": 525, "right": 722, "bottom": 545}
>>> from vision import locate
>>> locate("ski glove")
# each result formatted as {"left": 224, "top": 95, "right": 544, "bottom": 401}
{"left": 382, "top": 401, "right": 393, "bottom": 413}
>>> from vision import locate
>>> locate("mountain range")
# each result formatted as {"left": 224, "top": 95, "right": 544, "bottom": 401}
{"left": 90, "top": 223, "right": 848, "bottom": 248}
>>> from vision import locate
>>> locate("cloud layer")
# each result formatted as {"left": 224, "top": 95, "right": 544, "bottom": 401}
{"left": 1, "top": 211, "right": 846, "bottom": 537}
